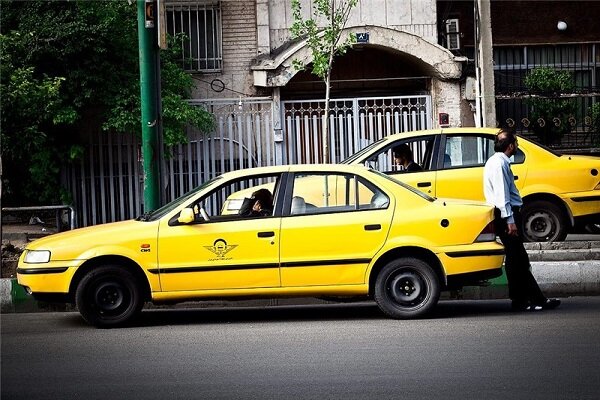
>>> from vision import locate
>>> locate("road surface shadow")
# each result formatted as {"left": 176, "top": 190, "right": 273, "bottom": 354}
{"left": 130, "top": 299, "right": 517, "bottom": 327}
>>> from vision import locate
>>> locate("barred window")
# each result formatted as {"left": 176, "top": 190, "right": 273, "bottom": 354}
{"left": 166, "top": 1, "right": 223, "bottom": 72}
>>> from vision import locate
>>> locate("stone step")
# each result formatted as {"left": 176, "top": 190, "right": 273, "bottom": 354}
{"left": 524, "top": 241, "right": 600, "bottom": 250}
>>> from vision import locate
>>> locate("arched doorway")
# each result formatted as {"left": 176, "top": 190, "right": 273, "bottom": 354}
{"left": 252, "top": 25, "right": 464, "bottom": 163}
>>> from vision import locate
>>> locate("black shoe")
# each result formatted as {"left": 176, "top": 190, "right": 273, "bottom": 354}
{"left": 538, "top": 298, "right": 561, "bottom": 310}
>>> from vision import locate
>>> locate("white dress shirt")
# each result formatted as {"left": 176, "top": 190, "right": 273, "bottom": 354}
{"left": 483, "top": 152, "right": 523, "bottom": 224}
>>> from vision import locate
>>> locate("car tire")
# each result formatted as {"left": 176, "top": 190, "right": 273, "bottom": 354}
{"left": 374, "top": 257, "right": 440, "bottom": 319}
{"left": 521, "top": 200, "right": 568, "bottom": 242}
{"left": 75, "top": 265, "right": 143, "bottom": 328}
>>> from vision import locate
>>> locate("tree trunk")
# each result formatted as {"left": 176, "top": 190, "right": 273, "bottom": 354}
{"left": 323, "top": 73, "right": 331, "bottom": 163}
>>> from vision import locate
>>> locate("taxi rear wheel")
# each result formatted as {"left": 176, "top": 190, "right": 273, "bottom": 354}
{"left": 374, "top": 257, "right": 440, "bottom": 319}
{"left": 521, "top": 200, "right": 567, "bottom": 242}
{"left": 75, "top": 265, "right": 143, "bottom": 328}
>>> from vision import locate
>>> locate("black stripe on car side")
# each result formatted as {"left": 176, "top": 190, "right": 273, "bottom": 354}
{"left": 445, "top": 249, "right": 505, "bottom": 258}
{"left": 571, "top": 196, "right": 600, "bottom": 202}
{"left": 280, "top": 259, "right": 371, "bottom": 268}
{"left": 148, "top": 259, "right": 371, "bottom": 274}
{"left": 17, "top": 267, "right": 69, "bottom": 275}
{"left": 148, "top": 263, "right": 280, "bottom": 274}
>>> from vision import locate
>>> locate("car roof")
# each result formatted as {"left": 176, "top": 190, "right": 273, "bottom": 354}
{"left": 382, "top": 127, "right": 500, "bottom": 142}
{"left": 218, "top": 163, "right": 373, "bottom": 180}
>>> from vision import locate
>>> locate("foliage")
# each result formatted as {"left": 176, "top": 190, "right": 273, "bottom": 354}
{"left": 524, "top": 67, "right": 576, "bottom": 145}
{"left": 589, "top": 103, "right": 600, "bottom": 145}
{"left": 0, "top": 0, "right": 213, "bottom": 206}
{"left": 290, "top": 0, "right": 358, "bottom": 162}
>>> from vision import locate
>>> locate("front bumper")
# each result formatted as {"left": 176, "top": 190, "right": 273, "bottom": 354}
{"left": 16, "top": 261, "right": 80, "bottom": 295}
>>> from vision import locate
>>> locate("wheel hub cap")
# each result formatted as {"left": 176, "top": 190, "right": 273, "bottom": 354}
{"left": 94, "top": 282, "right": 124, "bottom": 311}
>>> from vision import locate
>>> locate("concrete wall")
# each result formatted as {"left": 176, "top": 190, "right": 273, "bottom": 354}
{"left": 268, "top": 0, "right": 438, "bottom": 50}
{"left": 190, "top": 0, "right": 465, "bottom": 128}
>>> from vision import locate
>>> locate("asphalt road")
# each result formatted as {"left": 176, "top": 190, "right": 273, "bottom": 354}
{"left": 2, "top": 297, "right": 600, "bottom": 400}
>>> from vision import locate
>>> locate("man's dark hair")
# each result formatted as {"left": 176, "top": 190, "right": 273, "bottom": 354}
{"left": 393, "top": 143, "right": 413, "bottom": 160}
{"left": 494, "top": 129, "right": 517, "bottom": 152}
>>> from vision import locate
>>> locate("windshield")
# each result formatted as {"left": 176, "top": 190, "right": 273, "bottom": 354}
{"left": 341, "top": 137, "right": 387, "bottom": 164}
{"left": 137, "top": 176, "right": 222, "bottom": 222}
{"left": 368, "top": 169, "right": 435, "bottom": 202}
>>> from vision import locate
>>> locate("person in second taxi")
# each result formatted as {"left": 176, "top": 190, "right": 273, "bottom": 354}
{"left": 483, "top": 129, "right": 561, "bottom": 312}
{"left": 393, "top": 144, "right": 422, "bottom": 172}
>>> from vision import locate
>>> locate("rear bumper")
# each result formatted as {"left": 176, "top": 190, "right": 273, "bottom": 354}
{"left": 446, "top": 267, "right": 503, "bottom": 290}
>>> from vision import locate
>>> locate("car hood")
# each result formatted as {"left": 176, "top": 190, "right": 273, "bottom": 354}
{"left": 25, "top": 219, "right": 159, "bottom": 260}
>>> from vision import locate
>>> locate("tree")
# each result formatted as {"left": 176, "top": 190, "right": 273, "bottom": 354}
{"left": 290, "top": 0, "right": 358, "bottom": 163}
{"left": 0, "top": 0, "right": 213, "bottom": 206}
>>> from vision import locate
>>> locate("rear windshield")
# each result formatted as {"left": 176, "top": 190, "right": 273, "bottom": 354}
{"left": 367, "top": 169, "right": 435, "bottom": 202}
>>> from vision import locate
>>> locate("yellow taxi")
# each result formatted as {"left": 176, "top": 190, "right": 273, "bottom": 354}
{"left": 344, "top": 128, "right": 600, "bottom": 242}
{"left": 18, "top": 164, "right": 503, "bottom": 327}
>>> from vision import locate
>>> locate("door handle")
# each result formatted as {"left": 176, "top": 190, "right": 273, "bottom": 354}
{"left": 417, "top": 182, "right": 431, "bottom": 188}
{"left": 514, "top": 175, "right": 519, "bottom": 181}
{"left": 364, "top": 224, "right": 381, "bottom": 231}
{"left": 257, "top": 231, "right": 275, "bottom": 238}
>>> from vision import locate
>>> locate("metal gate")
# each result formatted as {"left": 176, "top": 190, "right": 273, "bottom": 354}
{"left": 282, "top": 95, "right": 432, "bottom": 164}
{"left": 65, "top": 95, "right": 431, "bottom": 226}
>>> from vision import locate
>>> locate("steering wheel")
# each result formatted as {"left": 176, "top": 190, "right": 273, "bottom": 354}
{"left": 199, "top": 207, "right": 210, "bottom": 221}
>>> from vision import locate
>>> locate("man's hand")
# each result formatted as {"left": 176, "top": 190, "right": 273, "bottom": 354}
{"left": 507, "top": 222, "right": 518, "bottom": 236}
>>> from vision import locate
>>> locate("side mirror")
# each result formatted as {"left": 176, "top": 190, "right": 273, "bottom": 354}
{"left": 177, "top": 208, "right": 195, "bottom": 224}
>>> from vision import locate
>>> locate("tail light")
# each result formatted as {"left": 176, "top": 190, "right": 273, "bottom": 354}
{"left": 475, "top": 221, "right": 496, "bottom": 242}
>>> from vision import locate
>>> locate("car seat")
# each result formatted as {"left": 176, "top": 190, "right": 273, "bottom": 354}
{"left": 291, "top": 196, "right": 306, "bottom": 215}
{"left": 370, "top": 192, "right": 389, "bottom": 209}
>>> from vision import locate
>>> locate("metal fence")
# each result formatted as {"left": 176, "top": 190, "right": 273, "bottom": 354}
{"left": 64, "top": 95, "right": 432, "bottom": 227}
{"left": 282, "top": 95, "right": 432, "bottom": 164}
{"left": 65, "top": 99, "right": 275, "bottom": 226}
{"left": 494, "top": 43, "right": 600, "bottom": 148}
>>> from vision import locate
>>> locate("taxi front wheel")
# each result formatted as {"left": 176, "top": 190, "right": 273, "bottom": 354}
{"left": 75, "top": 265, "right": 143, "bottom": 328}
{"left": 374, "top": 257, "right": 440, "bottom": 319}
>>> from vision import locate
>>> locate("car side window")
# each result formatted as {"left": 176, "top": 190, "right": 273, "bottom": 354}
{"left": 443, "top": 135, "right": 495, "bottom": 169}
{"left": 288, "top": 173, "right": 388, "bottom": 216}
{"left": 182, "top": 174, "right": 281, "bottom": 223}
{"left": 366, "top": 137, "right": 435, "bottom": 173}
{"left": 510, "top": 148, "right": 525, "bottom": 164}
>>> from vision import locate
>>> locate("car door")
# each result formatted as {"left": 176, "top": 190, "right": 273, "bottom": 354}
{"left": 279, "top": 172, "right": 393, "bottom": 287}
{"left": 156, "top": 174, "right": 282, "bottom": 292}
{"left": 434, "top": 133, "right": 527, "bottom": 201}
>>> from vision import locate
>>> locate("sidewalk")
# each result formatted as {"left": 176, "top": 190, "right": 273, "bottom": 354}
{"left": 2, "top": 241, "right": 599, "bottom": 313}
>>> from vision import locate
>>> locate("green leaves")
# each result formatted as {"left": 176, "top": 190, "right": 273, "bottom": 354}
{"left": 525, "top": 67, "right": 575, "bottom": 94}
{"left": 1, "top": 0, "right": 213, "bottom": 205}
{"left": 524, "top": 67, "right": 576, "bottom": 145}
{"left": 290, "top": 0, "right": 358, "bottom": 80}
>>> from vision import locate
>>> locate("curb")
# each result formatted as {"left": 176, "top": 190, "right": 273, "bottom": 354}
{"left": 3, "top": 259, "right": 600, "bottom": 313}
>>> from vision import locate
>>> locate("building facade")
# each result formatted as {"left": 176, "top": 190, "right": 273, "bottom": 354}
{"left": 67, "top": 0, "right": 600, "bottom": 226}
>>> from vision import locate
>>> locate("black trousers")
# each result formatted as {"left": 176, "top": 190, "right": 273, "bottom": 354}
{"left": 495, "top": 207, "right": 546, "bottom": 305}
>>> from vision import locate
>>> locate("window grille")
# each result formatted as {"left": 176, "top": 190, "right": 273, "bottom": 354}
{"left": 166, "top": 1, "right": 223, "bottom": 72}
{"left": 445, "top": 19, "right": 460, "bottom": 50}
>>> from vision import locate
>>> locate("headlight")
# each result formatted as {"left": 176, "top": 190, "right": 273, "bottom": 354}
{"left": 23, "top": 250, "right": 51, "bottom": 264}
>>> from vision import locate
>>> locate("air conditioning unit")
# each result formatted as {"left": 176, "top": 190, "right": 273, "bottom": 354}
{"left": 445, "top": 19, "right": 460, "bottom": 50}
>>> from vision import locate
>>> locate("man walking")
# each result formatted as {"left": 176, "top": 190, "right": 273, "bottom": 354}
{"left": 483, "top": 129, "right": 561, "bottom": 311}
